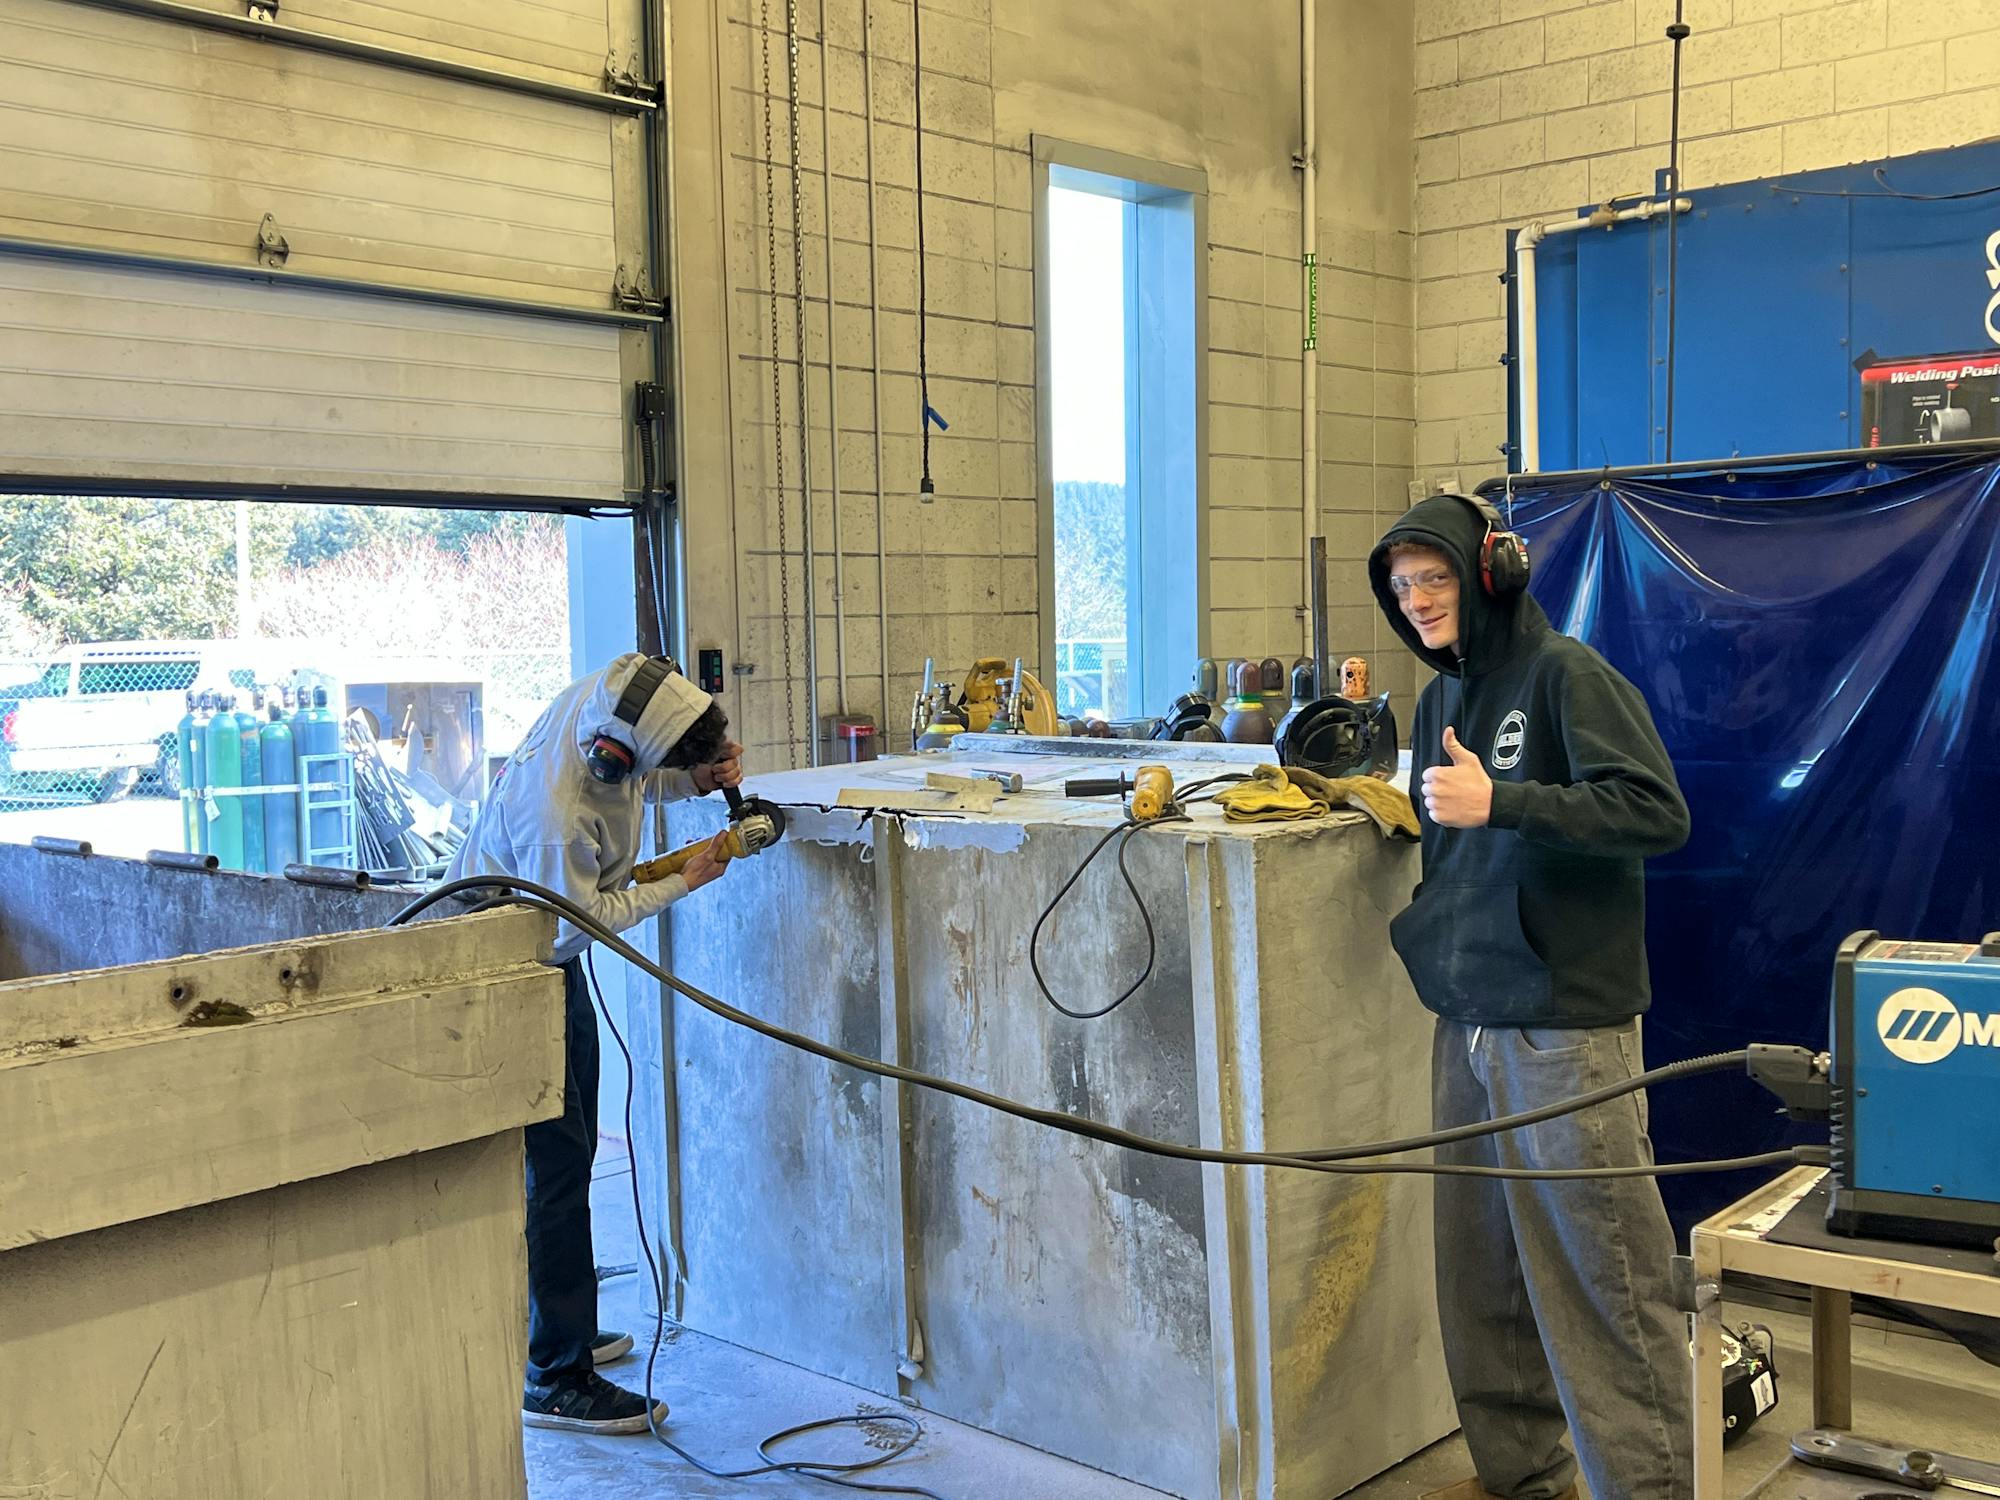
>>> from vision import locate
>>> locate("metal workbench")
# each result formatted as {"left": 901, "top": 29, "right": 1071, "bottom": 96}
{"left": 644, "top": 745, "right": 1455, "bottom": 1500}
{"left": 1690, "top": 1168, "right": 2000, "bottom": 1498}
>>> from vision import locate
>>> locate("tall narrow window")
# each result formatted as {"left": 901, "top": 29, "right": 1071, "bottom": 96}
{"left": 1047, "top": 186, "right": 1130, "bottom": 717}
{"left": 1039, "top": 147, "right": 1204, "bottom": 723}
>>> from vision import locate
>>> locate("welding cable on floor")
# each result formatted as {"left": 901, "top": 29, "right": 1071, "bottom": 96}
{"left": 579, "top": 953, "right": 946, "bottom": 1500}
{"left": 397, "top": 878, "right": 1816, "bottom": 1184}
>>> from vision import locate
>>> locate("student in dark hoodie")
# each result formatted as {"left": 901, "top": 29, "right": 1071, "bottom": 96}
{"left": 1368, "top": 493, "right": 1693, "bottom": 1500}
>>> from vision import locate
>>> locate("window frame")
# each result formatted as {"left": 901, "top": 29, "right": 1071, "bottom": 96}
{"left": 1032, "top": 137, "right": 1210, "bottom": 722}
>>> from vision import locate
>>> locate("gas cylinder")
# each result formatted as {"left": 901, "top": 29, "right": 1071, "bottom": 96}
{"left": 1291, "top": 656, "right": 1318, "bottom": 706}
{"left": 203, "top": 696, "right": 244, "bottom": 870}
{"left": 236, "top": 694, "right": 265, "bottom": 874}
{"left": 177, "top": 693, "right": 207, "bottom": 854}
{"left": 1192, "top": 658, "right": 1222, "bottom": 700}
{"left": 1259, "top": 657, "right": 1290, "bottom": 722}
{"left": 1221, "top": 661, "right": 1275, "bottom": 745}
{"left": 261, "top": 697, "right": 300, "bottom": 874}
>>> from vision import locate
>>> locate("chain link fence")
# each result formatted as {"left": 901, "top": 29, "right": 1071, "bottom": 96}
{"left": 1053, "top": 637, "right": 1129, "bottom": 720}
{"left": 2, "top": 647, "right": 573, "bottom": 804}
{"left": 2, "top": 646, "right": 219, "bottom": 808}
{"left": 1, "top": 499, "right": 573, "bottom": 857}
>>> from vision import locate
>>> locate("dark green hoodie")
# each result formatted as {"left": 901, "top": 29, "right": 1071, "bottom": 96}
{"left": 1368, "top": 494, "right": 1690, "bottom": 1028}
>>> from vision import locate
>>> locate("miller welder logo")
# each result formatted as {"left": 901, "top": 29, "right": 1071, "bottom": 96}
{"left": 1877, "top": 987, "right": 2000, "bottom": 1065}
{"left": 1492, "top": 710, "right": 1527, "bottom": 770}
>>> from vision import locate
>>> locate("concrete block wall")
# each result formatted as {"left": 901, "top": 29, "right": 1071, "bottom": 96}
{"left": 1412, "top": 0, "right": 2000, "bottom": 482}
{"left": 674, "top": 0, "right": 1420, "bottom": 767}
{"left": 717, "top": 0, "right": 1037, "bottom": 767}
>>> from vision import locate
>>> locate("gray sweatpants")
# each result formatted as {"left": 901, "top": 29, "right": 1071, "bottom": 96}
{"left": 1432, "top": 1017, "right": 1692, "bottom": 1500}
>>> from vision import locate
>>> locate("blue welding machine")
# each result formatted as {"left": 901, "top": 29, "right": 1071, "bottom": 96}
{"left": 1829, "top": 931, "right": 2000, "bottom": 1249}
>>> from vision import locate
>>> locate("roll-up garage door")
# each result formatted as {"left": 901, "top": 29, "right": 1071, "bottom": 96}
{"left": 0, "top": 0, "right": 658, "bottom": 507}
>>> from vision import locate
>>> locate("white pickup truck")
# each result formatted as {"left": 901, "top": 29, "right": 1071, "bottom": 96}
{"left": 0, "top": 641, "right": 297, "bottom": 803}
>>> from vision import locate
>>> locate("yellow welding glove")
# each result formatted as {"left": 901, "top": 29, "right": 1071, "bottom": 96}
{"left": 1216, "top": 764, "right": 1329, "bottom": 822}
{"left": 1324, "top": 775, "right": 1420, "bottom": 840}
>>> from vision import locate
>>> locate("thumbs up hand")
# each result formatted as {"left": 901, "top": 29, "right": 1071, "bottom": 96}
{"left": 1420, "top": 726, "right": 1493, "bottom": 828}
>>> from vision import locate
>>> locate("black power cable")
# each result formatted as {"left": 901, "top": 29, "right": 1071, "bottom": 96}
{"left": 395, "top": 876, "right": 1815, "bottom": 1184}
{"left": 429, "top": 878, "right": 1812, "bottom": 1499}
{"left": 1290, "top": 1046, "right": 1747, "bottom": 1162}
{"left": 1029, "top": 814, "right": 1181, "bottom": 1020}
{"left": 1024, "top": 771, "right": 1308, "bottom": 1023}
{"left": 1769, "top": 165, "right": 2000, "bottom": 202}
{"left": 912, "top": 0, "right": 934, "bottom": 498}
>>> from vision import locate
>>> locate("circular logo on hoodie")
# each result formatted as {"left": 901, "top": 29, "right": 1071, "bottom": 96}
{"left": 1491, "top": 710, "right": 1527, "bottom": 770}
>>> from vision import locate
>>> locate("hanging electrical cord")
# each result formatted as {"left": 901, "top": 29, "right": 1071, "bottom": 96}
{"left": 1769, "top": 165, "right": 2000, "bottom": 201}
{"left": 1663, "top": 0, "right": 1689, "bottom": 464}
{"left": 392, "top": 877, "right": 1815, "bottom": 1183}
{"left": 1030, "top": 814, "right": 1180, "bottom": 1020}
{"left": 1028, "top": 774, "right": 1254, "bottom": 1021}
{"left": 912, "top": 0, "right": 935, "bottom": 498}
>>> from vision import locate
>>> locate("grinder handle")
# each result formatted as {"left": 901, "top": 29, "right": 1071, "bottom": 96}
{"left": 632, "top": 826, "right": 744, "bottom": 884}
{"left": 1065, "top": 775, "right": 1133, "bottom": 799}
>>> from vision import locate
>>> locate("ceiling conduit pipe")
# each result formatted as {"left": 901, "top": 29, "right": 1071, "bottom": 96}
{"left": 1513, "top": 195, "right": 1691, "bottom": 474}
{"left": 1297, "top": 0, "right": 1319, "bottom": 658}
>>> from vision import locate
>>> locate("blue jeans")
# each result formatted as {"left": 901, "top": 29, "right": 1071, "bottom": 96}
{"left": 525, "top": 957, "right": 600, "bottom": 1386}
{"left": 1432, "top": 1017, "right": 1693, "bottom": 1500}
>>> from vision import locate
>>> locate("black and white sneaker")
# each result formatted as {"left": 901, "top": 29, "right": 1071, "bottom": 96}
{"left": 522, "top": 1371, "right": 667, "bottom": 1435}
{"left": 592, "top": 1329, "right": 634, "bottom": 1365}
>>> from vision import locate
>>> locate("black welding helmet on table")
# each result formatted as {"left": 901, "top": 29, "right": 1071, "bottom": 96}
{"left": 1153, "top": 693, "right": 1224, "bottom": 743}
{"left": 1274, "top": 694, "right": 1397, "bottom": 779}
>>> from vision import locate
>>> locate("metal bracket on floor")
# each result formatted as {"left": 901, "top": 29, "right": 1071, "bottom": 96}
{"left": 603, "top": 52, "right": 662, "bottom": 105}
{"left": 256, "top": 212, "right": 290, "bottom": 268}
{"left": 612, "top": 264, "right": 667, "bottom": 318}
{"left": 896, "top": 1319, "right": 926, "bottom": 1385}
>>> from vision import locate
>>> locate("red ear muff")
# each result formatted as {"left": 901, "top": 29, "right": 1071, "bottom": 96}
{"left": 586, "top": 735, "right": 637, "bottom": 784}
{"left": 1478, "top": 530, "right": 1531, "bottom": 597}
{"left": 1462, "top": 494, "right": 1530, "bottom": 597}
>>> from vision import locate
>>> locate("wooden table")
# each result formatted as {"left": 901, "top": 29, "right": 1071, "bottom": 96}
{"left": 1689, "top": 1167, "right": 2000, "bottom": 1498}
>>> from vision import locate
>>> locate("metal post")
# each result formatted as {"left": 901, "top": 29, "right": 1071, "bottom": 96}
{"left": 873, "top": 817, "right": 926, "bottom": 1395}
{"left": 235, "top": 499, "right": 254, "bottom": 639}
{"left": 1811, "top": 1287, "right": 1854, "bottom": 1430}
{"left": 1309, "top": 534, "right": 1329, "bottom": 699}
{"left": 1690, "top": 1229, "right": 1727, "bottom": 1499}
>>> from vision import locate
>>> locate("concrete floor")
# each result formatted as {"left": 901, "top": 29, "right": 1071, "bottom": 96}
{"left": 528, "top": 1160, "right": 2000, "bottom": 1500}
{"left": 524, "top": 1153, "right": 1164, "bottom": 1500}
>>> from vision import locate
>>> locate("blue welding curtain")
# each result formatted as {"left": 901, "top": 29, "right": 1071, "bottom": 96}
{"left": 1493, "top": 451, "right": 2000, "bottom": 1236}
